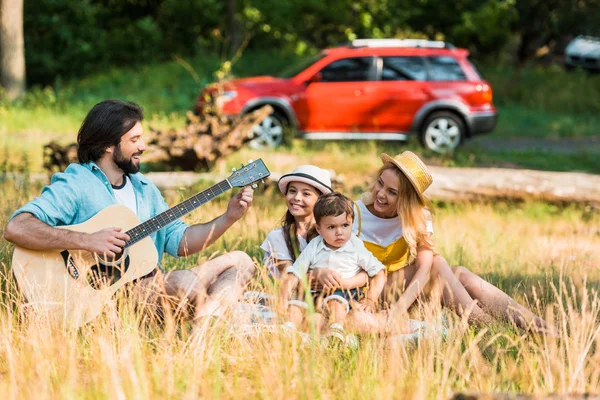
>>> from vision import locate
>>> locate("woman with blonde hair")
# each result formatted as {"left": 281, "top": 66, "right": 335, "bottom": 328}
{"left": 349, "top": 151, "right": 551, "bottom": 333}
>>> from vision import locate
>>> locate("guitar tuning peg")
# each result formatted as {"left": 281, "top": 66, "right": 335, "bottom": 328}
{"left": 261, "top": 179, "right": 265, "bottom": 184}
{"left": 252, "top": 183, "right": 258, "bottom": 189}
{"left": 232, "top": 167, "right": 237, "bottom": 172}
{"left": 248, "top": 159, "right": 254, "bottom": 163}
{"left": 241, "top": 163, "right": 245, "bottom": 168}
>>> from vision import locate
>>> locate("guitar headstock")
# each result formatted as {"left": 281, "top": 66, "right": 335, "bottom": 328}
{"left": 228, "top": 159, "right": 271, "bottom": 188}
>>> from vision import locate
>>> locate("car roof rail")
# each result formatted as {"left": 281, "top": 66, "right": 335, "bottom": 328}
{"left": 348, "top": 39, "right": 456, "bottom": 50}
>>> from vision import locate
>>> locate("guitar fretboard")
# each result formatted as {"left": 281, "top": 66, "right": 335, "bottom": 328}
{"left": 123, "top": 179, "right": 232, "bottom": 247}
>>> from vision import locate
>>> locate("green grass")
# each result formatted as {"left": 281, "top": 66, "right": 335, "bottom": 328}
{"left": 492, "top": 104, "right": 598, "bottom": 139}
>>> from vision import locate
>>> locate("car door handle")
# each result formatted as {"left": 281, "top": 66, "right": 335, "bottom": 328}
{"left": 354, "top": 89, "right": 362, "bottom": 96}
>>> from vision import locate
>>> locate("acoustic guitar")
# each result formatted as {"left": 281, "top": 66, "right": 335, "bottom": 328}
{"left": 11, "top": 159, "right": 270, "bottom": 327}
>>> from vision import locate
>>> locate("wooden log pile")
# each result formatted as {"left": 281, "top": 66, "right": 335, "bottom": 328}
{"left": 43, "top": 142, "right": 79, "bottom": 176}
{"left": 42, "top": 104, "right": 273, "bottom": 174}
{"left": 143, "top": 105, "right": 272, "bottom": 171}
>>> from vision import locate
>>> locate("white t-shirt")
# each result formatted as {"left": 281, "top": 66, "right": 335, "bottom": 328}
{"left": 286, "top": 234, "right": 385, "bottom": 280}
{"left": 352, "top": 200, "right": 433, "bottom": 246}
{"left": 112, "top": 175, "right": 137, "bottom": 215}
{"left": 260, "top": 227, "right": 308, "bottom": 278}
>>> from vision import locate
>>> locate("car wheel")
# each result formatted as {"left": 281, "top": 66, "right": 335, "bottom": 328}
{"left": 248, "top": 110, "right": 288, "bottom": 149}
{"left": 420, "top": 111, "right": 465, "bottom": 154}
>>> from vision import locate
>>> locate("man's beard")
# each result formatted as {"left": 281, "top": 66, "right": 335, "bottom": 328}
{"left": 113, "top": 145, "right": 142, "bottom": 174}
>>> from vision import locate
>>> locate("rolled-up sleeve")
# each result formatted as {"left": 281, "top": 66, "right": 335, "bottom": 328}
{"left": 285, "top": 240, "right": 314, "bottom": 280}
{"left": 157, "top": 196, "right": 189, "bottom": 258}
{"left": 10, "top": 172, "right": 80, "bottom": 226}
{"left": 164, "top": 219, "right": 189, "bottom": 257}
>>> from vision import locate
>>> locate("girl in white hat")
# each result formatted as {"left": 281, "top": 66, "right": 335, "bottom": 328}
{"left": 260, "top": 165, "right": 334, "bottom": 278}
{"left": 261, "top": 165, "right": 365, "bottom": 290}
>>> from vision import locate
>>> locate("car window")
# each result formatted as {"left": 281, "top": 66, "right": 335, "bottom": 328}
{"left": 427, "top": 56, "right": 467, "bottom": 81}
{"left": 381, "top": 56, "right": 427, "bottom": 81}
{"left": 319, "top": 57, "right": 374, "bottom": 82}
{"left": 278, "top": 53, "right": 326, "bottom": 79}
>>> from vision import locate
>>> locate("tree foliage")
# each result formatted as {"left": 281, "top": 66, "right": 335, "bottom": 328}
{"left": 21, "top": 0, "right": 600, "bottom": 85}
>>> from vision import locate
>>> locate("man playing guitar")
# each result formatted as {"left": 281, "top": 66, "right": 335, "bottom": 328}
{"left": 4, "top": 99, "right": 257, "bottom": 325}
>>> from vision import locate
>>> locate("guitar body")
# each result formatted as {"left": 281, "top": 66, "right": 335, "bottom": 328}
{"left": 12, "top": 205, "right": 158, "bottom": 327}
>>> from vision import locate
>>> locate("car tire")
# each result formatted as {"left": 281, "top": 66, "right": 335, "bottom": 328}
{"left": 248, "top": 109, "right": 289, "bottom": 149}
{"left": 419, "top": 111, "right": 465, "bottom": 154}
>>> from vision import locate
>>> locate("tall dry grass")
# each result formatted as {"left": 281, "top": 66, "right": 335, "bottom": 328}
{"left": 0, "top": 174, "right": 599, "bottom": 399}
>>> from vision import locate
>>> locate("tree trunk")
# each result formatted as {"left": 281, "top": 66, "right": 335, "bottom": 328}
{"left": 0, "top": 0, "right": 25, "bottom": 101}
{"left": 226, "top": 0, "right": 241, "bottom": 56}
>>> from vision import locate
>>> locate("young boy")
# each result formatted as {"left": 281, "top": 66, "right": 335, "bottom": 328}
{"left": 279, "top": 192, "right": 387, "bottom": 341}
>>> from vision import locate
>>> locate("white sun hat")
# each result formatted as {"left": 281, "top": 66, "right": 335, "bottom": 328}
{"left": 278, "top": 165, "right": 333, "bottom": 195}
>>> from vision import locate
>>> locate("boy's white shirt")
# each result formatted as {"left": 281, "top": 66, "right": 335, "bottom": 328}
{"left": 286, "top": 234, "right": 385, "bottom": 280}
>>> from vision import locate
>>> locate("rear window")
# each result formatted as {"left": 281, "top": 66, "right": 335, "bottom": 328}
{"left": 381, "top": 56, "right": 427, "bottom": 81}
{"left": 427, "top": 56, "right": 467, "bottom": 81}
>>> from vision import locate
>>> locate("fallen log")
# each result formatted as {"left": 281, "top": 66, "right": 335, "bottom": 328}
{"left": 144, "top": 167, "right": 600, "bottom": 206}
{"left": 31, "top": 158, "right": 600, "bottom": 206}
{"left": 427, "top": 166, "right": 600, "bottom": 204}
{"left": 452, "top": 393, "right": 599, "bottom": 400}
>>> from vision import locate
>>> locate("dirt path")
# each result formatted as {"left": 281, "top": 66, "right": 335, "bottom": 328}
{"left": 464, "top": 136, "right": 600, "bottom": 154}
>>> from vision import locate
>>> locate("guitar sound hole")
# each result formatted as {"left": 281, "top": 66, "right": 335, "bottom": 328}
{"left": 60, "top": 249, "right": 130, "bottom": 290}
{"left": 86, "top": 254, "right": 131, "bottom": 290}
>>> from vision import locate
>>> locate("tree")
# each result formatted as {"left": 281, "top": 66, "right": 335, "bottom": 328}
{"left": 0, "top": 0, "right": 25, "bottom": 101}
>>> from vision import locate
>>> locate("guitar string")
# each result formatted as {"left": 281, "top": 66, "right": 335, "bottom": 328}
{"left": 124, "top": 179, "right": 234, "bottom": 247}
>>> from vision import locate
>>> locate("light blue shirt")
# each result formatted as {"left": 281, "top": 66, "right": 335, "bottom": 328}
{"left": 11, "top": 162, "right": 188, "bottom": 267}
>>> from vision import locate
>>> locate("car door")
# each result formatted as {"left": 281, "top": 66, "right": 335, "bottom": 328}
{"left": 371, "top": 56, "right": 432, "bottom": 132}
{"left": 301, "top": 57, "right": 378, "bottom": 132}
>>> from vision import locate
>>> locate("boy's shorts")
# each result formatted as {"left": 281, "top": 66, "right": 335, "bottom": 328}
{"left": 289, "top": 288, "right": 366, "bottom": 312}
{"left": 312, "top": 287, "right": 365, "bottom": 311}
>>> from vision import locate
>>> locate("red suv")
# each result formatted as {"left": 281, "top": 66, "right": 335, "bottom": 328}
{"left": 195, "top": 39, "right": 497, "bottom": 153}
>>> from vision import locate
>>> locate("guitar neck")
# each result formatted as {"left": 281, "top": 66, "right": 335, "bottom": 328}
{"left": 123, "top": 179, "right": 232, "bottom": 248}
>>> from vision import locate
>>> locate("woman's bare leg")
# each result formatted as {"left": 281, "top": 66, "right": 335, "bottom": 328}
{"left": 346, "top": 268, "right": 414, "bottom": 335}
{"left": 430, "top": 255, "right": 492, "bottom": 324}
{"left": 452, "top": 264, "right": 550, "bottom": 331}
{"left": 346, "top": 309, "right": 413, "bottom": 335}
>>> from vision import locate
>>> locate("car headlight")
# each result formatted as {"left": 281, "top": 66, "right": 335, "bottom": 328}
{"left": 219, "top": 91, "right": 237, "bottom": 101}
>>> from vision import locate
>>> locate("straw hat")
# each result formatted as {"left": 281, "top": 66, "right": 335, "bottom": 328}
{"left": 381, "top": 151, "right": 432, "bottom": 202}
{"left": 278, "top": 165, "right": 333, "bottom": 195}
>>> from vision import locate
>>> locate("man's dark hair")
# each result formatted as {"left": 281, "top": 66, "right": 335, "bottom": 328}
{"left": 77, "top": 100, "right": 144, "bottom": 163}
{"left": 314, "top": 192, "right": 355, "bottom": 224}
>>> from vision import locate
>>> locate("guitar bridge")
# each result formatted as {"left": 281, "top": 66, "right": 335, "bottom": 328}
{"left": 60, "top": 250, "right": 80, "bottom": 279}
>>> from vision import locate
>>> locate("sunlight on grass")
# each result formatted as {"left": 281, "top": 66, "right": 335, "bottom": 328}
{"left": 1, "top": 181, "right": 599, "bottom": 397}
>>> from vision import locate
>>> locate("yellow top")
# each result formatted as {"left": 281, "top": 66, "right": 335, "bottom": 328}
{"left": 355, "top": 203, "right": 410, "bottom": 272}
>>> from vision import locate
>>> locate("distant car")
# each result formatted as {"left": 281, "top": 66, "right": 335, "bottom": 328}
{"left": 195, "top": 39, "right": 497, "bottom": 153}
{"left": 565, "top": 35, "right": 600, "bottom": 72}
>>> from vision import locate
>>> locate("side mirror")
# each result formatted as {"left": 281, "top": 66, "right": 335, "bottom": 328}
{"left": 306, "top": 72, "right": 322, "bottom": 85}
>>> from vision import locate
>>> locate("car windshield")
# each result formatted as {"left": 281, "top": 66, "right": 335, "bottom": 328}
{"left": 278, "top": 53, "right": 326, "bottom": 78}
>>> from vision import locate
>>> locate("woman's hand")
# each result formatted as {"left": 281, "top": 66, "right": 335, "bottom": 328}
{"left": 312, "top": 268, "right": 343, "bottom": 291}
